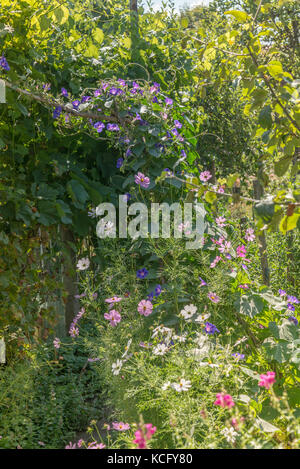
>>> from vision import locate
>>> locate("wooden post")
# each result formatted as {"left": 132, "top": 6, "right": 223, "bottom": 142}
{"left": 253, "top": 179, "right": 270, "bottom": 286}
{"left": 61, "top": 225, "right": 79, "bottom": 334}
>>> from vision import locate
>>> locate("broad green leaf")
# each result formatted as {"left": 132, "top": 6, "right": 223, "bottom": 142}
{"left": 224, "top": 10, "right": 251, "bottom": 23}
{"left": 274, "top": 154, "right": 293, "bottom": 177}
{"left": 279, "top": 213, "right": 300, "bottom": 234}
{"left": 93, "top": 28, "right": 104, "bottom": 44}
{"left": 235, "top": 293, "right": 265, "bottom": 318}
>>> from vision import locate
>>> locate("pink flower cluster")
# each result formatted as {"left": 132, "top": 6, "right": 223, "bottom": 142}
{"left": 104, "top": 309, "right": 121, "bottom": 327}
{"left": 214, "top": 393, "right": 235, "bottom": 409}
{"left": 112, "top": 421, "right": 130, "bottom": 431}
{"left": 236, "top": 245, "right": 247, "bottom": 258}
{"left": 133, "top": 423, "right": 157, "bottom": 449}
{"left": 138, "top": 299, "right": 153, "bottom": 316}
{"left": 258, "top": 371, "right": 276, "bottom": 390}
{"left": 69, "top": 307, "right": 85, "bottom": 338}
{"left": 135, "top": 172, "right": 150, "bottom": 189}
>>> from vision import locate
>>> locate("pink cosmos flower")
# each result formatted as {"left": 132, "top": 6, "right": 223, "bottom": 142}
{"left": 65, "top": 441, "right": 77, "bottom": 449}
{"left": 112, "top": 421, "right": 130, "bottom": 431}
{"left": 245, "top": 228, "right": 255, "bottom": 242}
{"left": 138, "top": 299, "right": 153, "bottom": 317}
{"left": 105, "top": 296, "right": 122, "bottom": 304}
{"left": 135, "top": 172, "right": 150, "bottom": 189}
{"left": 214, "top": 393, "right": 235, "bottom": 409}
{"left": 199, "top": 171, "right": 212, "bottom": 182}
{"left": 104, "top": 310, "right": 121, "bottom": 326}
{"left": 53, "top": 337, "right": 61, "bottom": 349}
{"left": 258, "top": 371, "right": 276, "bottom": 390}
{"left": 219, "top": 240, "right": 231, "bottom": 254}
{"left": 210, "top": 256, "right": 222, "bottom": 268}
{"left": 236, "top": 245, "right": 247, "bottom": 258}
{"left": 216, "top": 216, "right": 227, "bottom": 227}
{"left": 208, "top": 292, "right": 220, "bottom": 303}
{"left": 88, "top": 442, "right": 106, "bottom": 449}
{"left": 238, "top": 284, "right": 249, "bottom": 290}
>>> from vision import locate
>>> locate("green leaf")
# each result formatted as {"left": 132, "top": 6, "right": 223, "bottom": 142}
{"left": 274, "top": 154, "right": 293, "bottom": 177}
{"left": 53, "top": 5, "right": 69, "bottom": 25}
{"left": 235, "top": 293, "right": 265, "bottom": 318}
{"left": 224, "top": 10, "right": 251, "bottom": 22}
{"left": 254, "top": 198, "right": 275, "bottom": 223}
{"left": 279, "top": 213, "right": 300, "bottom": 235}
{"left": 181, "top": 17, "right": 189, "bottom": 28}
{"left": 93, "top": 28, "right": 104, "bottom": 44}
{"left": 259, "top": 105, "right": 272, "bottom": 129}
{"left": 67, "top": 180, "right": 89, "bottom": 208}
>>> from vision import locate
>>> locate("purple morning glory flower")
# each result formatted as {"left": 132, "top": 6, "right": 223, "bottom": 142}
{"left": 288, "top": 303, "right": 295, "bottom": 312}
{"left": 137, "top": 268, "right": 148, "bottom": 279}
{"left": 288, "top": 316, "right": 298, "bottom": 326}
{"left": 72, "top": 100, "right": 80, "bottom": 109}
{"left": 174, "top": 120, "right": 182, "bottom": 129}
{"left": 287, "top": 295, "right": 299, "bottom": 304}
{"left": 107, "top": 123, "right": 120, "bottom": 131}
{"left": 171, "top": 128, "right": 179, "bottom": 137}
{"left": 102, "top": 83, "right": 109, "bottom": 91}
{"left": 94, "top": 121, "right": 105, "bottom": 133}
{"left": 152, "top": 96, "right": 158, "bottom": 103}
{"left": 150, "top": 82, "right": 160, "bottom": 93}
{"left": 155, "top": 284, "right": 162, "bottom": 296}
{"left": 204, "top": 322, "right": 220, "bottom": 335}
{"left": 279, "top": 289, "right": 286, "bottom": 297}
{"left": 181, "top": 150, "right": 187, "bottom": 157}
{"left": 0, "top": 55, "right": 10, "bottom": 71}
{"left": 61, "top": 87, "right": 68, "bottom": 97}
{"left": 118, "top": 79, "right": 126, "bottom": 87}
{"left": 147, "top": 291, "right": 154, "bottom": 301}
{"left": 232, "top": 353, "right": 245, "bottom": 360}
{"left": 109, "top": 87, "right": 118, "bottom": 96}
{"left": 94, "top": 89, "right": 101, "bottom": 97}
{"left": 165, "top": 97, "right": 173, "bottom": 106}
{"left": 81, "top": 96, "right": 91, "bottom": 103}
{"left": 125, "top": 148, "right": 132, "bottom": 157}
{"left": 53, "top": 106, "right": 62, "bottom": 119}
{"left": 116, "top": 158, "right": 124, "bottom": 168}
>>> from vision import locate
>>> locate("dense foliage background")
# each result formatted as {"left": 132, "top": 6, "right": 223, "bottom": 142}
{"left": 0, "top": 0, "right": 299, "bottom": 449}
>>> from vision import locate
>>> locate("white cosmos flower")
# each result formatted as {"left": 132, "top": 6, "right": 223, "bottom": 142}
{"left": 162, "top": 381, "right": 171, "bottom": 391}
{"left": 198, "top": 361, "right": 219, "bottom": 368}
{"left": 180, "top": 304, "right": 197, "bottom": 319}
{"left": 121, "top": 339, "right": 132, "bottom": 358}
{"left": 153, "top": 344, "right": 168, "bottom": 356}
{"left": 112, "top": 359, "right": 123, "bottom": 375}
{"left": 172, "top": 378, "right": 191, "bottom": 392}
{"left": 76, "top": 257, "right": 90, "bottom": 270}
{"left": 195, "top": 313, "right": 210, "bottom": 323}
{"left": 173, "top": 334, "right": 187, "bottom": 343}
{"left": 152, "top": 325, "right": 173, "bottom": 340}
{"left": 221, "top": 427, "right": 238, "bottom": 444}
